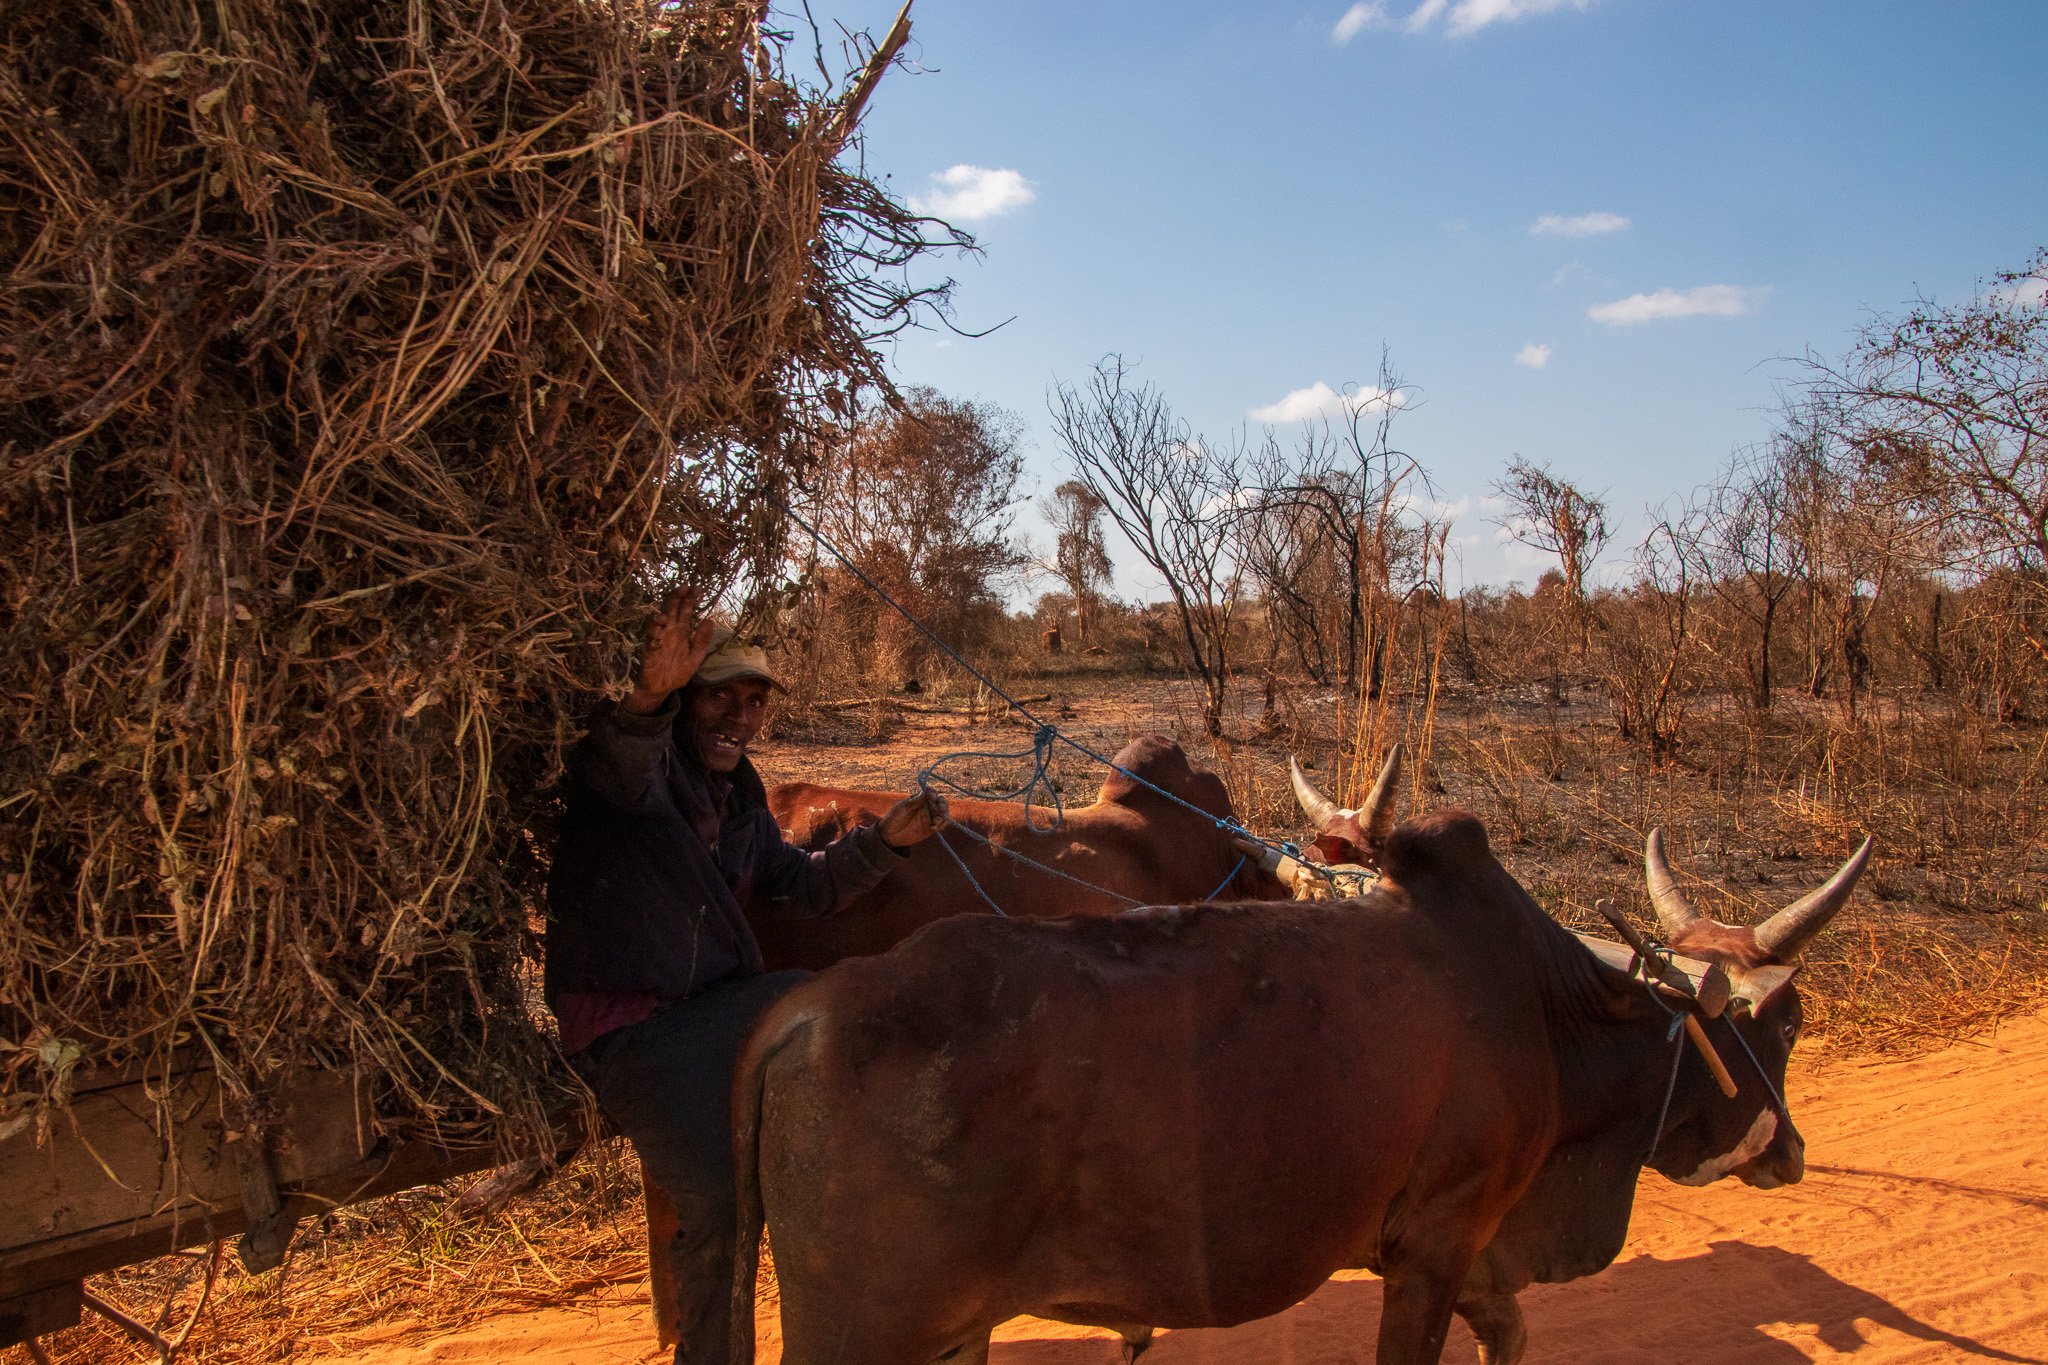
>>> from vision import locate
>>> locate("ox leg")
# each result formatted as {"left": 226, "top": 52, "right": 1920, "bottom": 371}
{"left": 1455, "top": 1291, "right": 1527, "bottom": 1365}
{"left": 1377, "top": 1231, "right": 1487, "bottom": 1365}
{"left": 1377, "top": 1270, "right": 1461, "bottom": 1365}
{"left": 1118, "top": 1325, "right": 1155, "bottom": 1362}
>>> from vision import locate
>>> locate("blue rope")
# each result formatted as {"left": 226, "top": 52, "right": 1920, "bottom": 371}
{"left": 1200, "top": 853, "right": 1250, "bottom": 903}
{"left": 1643, "top": 1009, "right": 1689, "bottom": 1167}
{"left": 1719, "top": 1012, "right": 1804, "bottom": 1150}
{"left": 928, "top": 826, "right": 1009, "bottom": 917}
{"left": 935, "top": 820, "right": 1145, "bottom": 909}
{"left": 917, "top": 725, "right": 1065, "bottom": 834}
{"left": 783, "top": 499, "right": 1333, "bottom": 888}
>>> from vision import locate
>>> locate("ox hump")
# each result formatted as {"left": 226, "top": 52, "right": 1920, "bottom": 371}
{"left": 1378, "top": 809, "right": 1493, "bottom": 882}
{"left": 1096, "top": 734, "right": 1197, "bottom": 803}
{"left": 1096, "top": 734, "right": 1234, "bottom": 823}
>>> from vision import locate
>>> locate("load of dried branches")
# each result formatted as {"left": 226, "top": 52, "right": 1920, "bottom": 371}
{"left": 0, "top": 0, "right": 956, "bottom": 1152}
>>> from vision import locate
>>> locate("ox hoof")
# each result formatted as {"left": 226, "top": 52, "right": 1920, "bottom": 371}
{"left": 1459, "top": 1293, "right": 1527, "bottom": 1365}
{"left": 1118, "top": 1326, "right": 1155, "bottom": 1362}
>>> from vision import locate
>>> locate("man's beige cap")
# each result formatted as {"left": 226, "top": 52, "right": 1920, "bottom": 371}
{"left": 691, "top": 626, "right": 785, "bottom": 692}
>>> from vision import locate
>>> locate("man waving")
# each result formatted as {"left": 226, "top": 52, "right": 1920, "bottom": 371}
{"left": 544, "top": 588, "right": 945, "bottom": 1364}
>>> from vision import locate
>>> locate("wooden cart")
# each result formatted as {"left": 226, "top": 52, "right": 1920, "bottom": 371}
{"left": 0, "top": 1056, "right": 513, "bottom": 1354}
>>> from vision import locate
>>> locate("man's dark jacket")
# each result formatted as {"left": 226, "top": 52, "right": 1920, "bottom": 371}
{"left": 543, "top": 695, "right": 900, "bottom": 1008}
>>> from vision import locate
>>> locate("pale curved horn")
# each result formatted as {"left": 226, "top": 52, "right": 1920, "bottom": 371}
{"left": 1361, "top": 743, "right": 1404, "bottom": 847}
{"left": 1289, "top": 756, "right": 1342, "bottom": 831}
{"left": 1644, "top": 828, "right": 1701, "bottom": 939}
{"left": 1753, "top": 837, "right": 1873, "bottom": 962}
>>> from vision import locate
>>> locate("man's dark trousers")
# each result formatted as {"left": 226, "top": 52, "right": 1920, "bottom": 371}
{"left": 579, "top": 970, "right": 808, "bottom": 1365}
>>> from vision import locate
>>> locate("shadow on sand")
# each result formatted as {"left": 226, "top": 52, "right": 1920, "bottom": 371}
{"left": 990, "top": 1239, "right": 2044, "bottom": 1365}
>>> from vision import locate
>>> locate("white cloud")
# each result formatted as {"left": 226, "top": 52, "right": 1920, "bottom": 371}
{"left": 1391, "top": 490, "right": 1474, "bottom": 523}
{"left": 1248, "top": 381, "right": 1403, "bottom": 424}
{"left": 1530, "top": 211, "right": 1630, "bottom": 238}
{"left": 1514, "top": 342, "right": 1553, "bottom": 368}
{"left": 1991, "top": 275, "right": 2048, "bottom": 309}
{"left": 1403, "top": 0, "right": 1593, "bottom": 35}
{"left": 1197, "top": 486, "right": 1262, "bottom": 521}
{"left": 908, "top": 165, "right": 1036, "bottom": 221}
{"left": 1332, "top": 2, "right": 1389, "bottom": 41}
{"left": 1403, "top": 0, "right": 1451, "bottom": 31}
{"left": 1588, "top": 284, "right": 1764, "bottom": 326}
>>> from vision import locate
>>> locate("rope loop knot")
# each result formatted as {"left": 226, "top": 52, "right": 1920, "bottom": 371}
{"left": 917, "top": 724, "right": 1068, "bottom": 835}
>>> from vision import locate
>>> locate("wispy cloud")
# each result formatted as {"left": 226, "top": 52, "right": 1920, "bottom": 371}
{"left": 1514, "top": 342, "right": 1553, "bottom": 368}
{"left": 1588, "top": 284, "right": 1764, "bottom": 326}
{"left": 1530, "top": 210, "right": 1630, "bottom": 238}
{"left": 1401, "top": 0, "right": 1595, "bottom": 36}
{"left": 908, "top": 165, "right": 1036, "bottom": 221}
{"left": 1248, "top": 381, "right": 1402, "bottom": 423}
{"left": 1403, "top": 0, "right": 1451, "bottom": 31}
{"left": 1991, "top": 275, "right": 2048, "bottom": 309}
{"left": 1331, "top": 1, "right": 1389, "bottom": 40}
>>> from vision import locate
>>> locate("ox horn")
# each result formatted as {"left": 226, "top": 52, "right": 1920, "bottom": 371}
{"left": 1643, "top": 828, "right": 1701, "bottom": 940}
{"left": 1361, "top": 743, "right": 1403, "bottom": 848}
{"left": 1289, "top": 757, "right": 1342, "bottom": 831}
{"left": 1752, "top": 837, "right": 1874, "bottom": 962}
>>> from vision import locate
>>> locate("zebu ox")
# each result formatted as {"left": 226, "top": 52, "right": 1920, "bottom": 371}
{"left": 1251, "top": 749, "right": 1405, "bottom": 899}
{"left": 730, "top": 801, "right": 1871, "bottom": 1364}
{"left": 751, "top": 733, "right": 1286, "bottom": 969}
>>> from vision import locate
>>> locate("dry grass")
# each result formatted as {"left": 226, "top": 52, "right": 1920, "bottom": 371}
{"left": 1, "top": 0, "right": 954, "bottom": 1154}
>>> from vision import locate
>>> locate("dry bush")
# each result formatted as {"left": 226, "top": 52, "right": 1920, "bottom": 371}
{"left": 0, "top": 0, "right": 954, "bottom": 1149}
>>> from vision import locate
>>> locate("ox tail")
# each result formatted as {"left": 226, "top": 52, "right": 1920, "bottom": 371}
{"left": 730, "top": 1003, "right": 811, "bottom": 1365}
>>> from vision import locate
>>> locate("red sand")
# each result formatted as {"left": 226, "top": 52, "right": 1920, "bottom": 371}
{"left": 324, "top": 1009, "right": 2048, "bottom": 1364}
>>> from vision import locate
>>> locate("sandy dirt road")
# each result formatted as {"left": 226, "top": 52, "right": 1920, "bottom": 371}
{"left": 330, "top": 1008, "right": 2048, "bottom": 1365}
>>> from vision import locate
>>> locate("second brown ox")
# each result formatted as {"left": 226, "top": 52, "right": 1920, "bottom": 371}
{"left": 750, "top": 732, "right": 1287, "bottom": 968}
{"left": 730, "top": 801, "right": 1870, "bottom": 1364}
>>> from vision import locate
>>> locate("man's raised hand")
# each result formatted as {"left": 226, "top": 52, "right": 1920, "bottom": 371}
{"left": 877, "top": 789, "right": 949, "bottom": 850}
{"left": 623, "top": 587, "right": 717, "bottom": 714}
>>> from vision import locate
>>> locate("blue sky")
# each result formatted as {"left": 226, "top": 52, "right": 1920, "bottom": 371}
{"left": 798, "top": 0, "right": 2047, "bottom": 596}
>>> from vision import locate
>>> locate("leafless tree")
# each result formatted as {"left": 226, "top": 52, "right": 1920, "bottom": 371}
{"left": 1238, "top": 359, "right": 1431, "bottom": 696}
{"left": 1602, "top": 511, "right": 1699, "bottom": 757}
{"left": 1697, "top": 441, "right": 1812, "bottom": 710}
{"left": 1050, "top": 357, "right": 1244, "bottom": 736}
{"left": 1492, "top": 456, "right": 1610, "bottom": 657}
{"left": 1801, "top": 248, "right": 2048, "bottom": 661}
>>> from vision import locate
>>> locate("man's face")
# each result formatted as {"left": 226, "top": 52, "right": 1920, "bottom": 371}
{"left": 682, "top": 679, "right": 773, "bottom": 773}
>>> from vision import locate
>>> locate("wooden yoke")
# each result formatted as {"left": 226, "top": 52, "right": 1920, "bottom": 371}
{"left": 1586, "top": 903, "right": 1739, "bottom": 1099}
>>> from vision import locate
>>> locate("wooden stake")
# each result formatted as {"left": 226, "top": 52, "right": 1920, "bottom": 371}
{"left": 829, "top": 1, "right": 915, "bottom": 148}
{"left": 1684, "top": 1014, "right": 1740, "bottom": 1099}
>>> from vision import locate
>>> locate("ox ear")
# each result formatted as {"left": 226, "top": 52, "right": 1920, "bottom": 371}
{"left": 1724, "top": 963, "right": 1799, "bottom": 1016}
{"left": 1312, "top": 825, "right": 1368, "bottom": 866}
